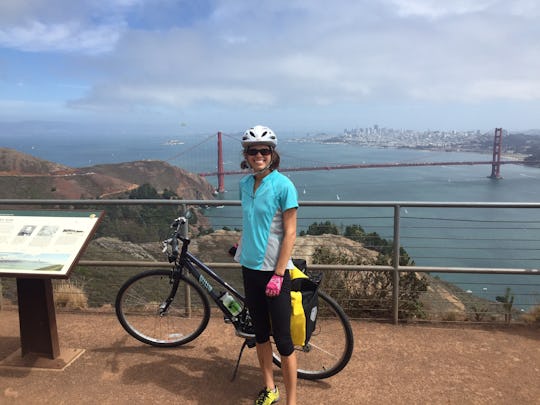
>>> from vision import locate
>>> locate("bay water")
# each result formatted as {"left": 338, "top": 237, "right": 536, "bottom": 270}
{"left": 3, "top": 132, "right": 540, "bottom": 309}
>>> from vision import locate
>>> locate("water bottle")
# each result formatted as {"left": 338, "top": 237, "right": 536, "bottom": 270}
{"left": 220, "top": 292, "right": 242, "bottom": 316}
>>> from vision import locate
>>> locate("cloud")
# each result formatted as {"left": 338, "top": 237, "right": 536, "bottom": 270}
{"left": 103, "top": 3, "right": 540, "bottom": 105}
{"left": 2, "top": 0, "right": 540, "bottom": 129}
{"left": 0, "top": 20, "right": 125, "bottom": 54}
{"left": 468, "top": 79, "right": 540, "bottom": 100}
{"left": 387, "top": 0, "right": 497, "bottom": 19}
{"left": 0, "top": 0, "right": 146, "bottom": 22}
{"left": 0, "top": 0, "right": 148, "bottom": 54}
{"left": 69, "top": 82, "right": 275, "bottom": 111}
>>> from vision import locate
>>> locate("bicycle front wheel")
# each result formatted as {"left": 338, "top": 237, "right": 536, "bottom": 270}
{"left": 272, "top": 290, "right": 354, "bottom": 380}
{"left": 115, "top": 269, "right": 211, "bottom": 347}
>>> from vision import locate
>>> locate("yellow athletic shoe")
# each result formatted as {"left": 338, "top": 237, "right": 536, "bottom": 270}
{"left": 255, "top": 386, "right": 280, "bottom": 405}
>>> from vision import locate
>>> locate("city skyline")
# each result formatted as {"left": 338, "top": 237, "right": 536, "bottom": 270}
{"left": 1, "top": 1, "right": 540, "bottom": 136}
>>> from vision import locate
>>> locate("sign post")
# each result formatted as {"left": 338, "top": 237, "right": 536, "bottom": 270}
{"left": 17, "top": 278, "right": 60, "bottom": 358}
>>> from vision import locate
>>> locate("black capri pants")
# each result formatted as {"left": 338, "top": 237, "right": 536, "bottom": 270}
{"left": 242, "top": 267, "right": 294, "bottom": 356}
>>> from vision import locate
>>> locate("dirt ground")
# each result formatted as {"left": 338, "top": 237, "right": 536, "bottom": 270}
{"left": 1, "top": 310, "right": 539, "bottom": 405}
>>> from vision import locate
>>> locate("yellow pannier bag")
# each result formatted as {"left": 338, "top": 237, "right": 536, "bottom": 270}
{"left": 290, "top": 290, "right": 306, "bottom": 346}
{"left": 289, "top": 264, "right": 319, "bottom": 347}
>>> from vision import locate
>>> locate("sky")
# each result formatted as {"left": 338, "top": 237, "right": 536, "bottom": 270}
{"left": 1, "top": 0, "right": 539, "bottom": 137}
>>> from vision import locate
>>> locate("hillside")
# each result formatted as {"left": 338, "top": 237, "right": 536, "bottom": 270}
{"left": 77, "top": 231, "right": 472, "bottom": 320}
{"left": 0, "top": 147, "right": 216, "bottom": 200}
{"left": 0, "top": 147, "right": 70, "bottom": 174}
{"left": 87, "top": 160, "right": 215, "bottom": 199}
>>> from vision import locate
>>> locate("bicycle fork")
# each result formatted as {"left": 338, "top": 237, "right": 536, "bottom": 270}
{"left": 158, "top": 273, "right": 181, "bottom": 316}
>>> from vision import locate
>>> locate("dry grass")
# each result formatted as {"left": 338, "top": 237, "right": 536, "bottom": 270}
{"left": 521, "top": 305, "right": 540, "bottom": 325}
{"left": 53, "top": 280, "right": 89, "bottom": 309}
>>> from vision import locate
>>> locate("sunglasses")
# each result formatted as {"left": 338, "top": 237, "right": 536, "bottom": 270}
{"left": 246, "top": 148, "right": 273, "bottom": 156}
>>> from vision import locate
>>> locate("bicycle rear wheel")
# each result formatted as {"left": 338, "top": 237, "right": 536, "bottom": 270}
{"left": 272, "top": 290, "right": 354, "bottom": 380}
{"left": 115, "top": 269, "right": 211, "bottom": 347}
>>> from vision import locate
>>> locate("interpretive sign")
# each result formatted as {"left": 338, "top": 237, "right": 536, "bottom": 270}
{"left": 0, "top": 209, "right": 103, "bottom": 367}
{"left": 0, "top": 210, "right": 103, "bottom": 278}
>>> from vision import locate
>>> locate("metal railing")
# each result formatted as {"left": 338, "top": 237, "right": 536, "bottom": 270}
{"left": 1, "top": 199, "right": 539, "bottom": 324}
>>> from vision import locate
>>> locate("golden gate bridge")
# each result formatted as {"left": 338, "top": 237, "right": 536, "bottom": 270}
{"left": 177, "top": 128, "right": 531, "bottom": 193}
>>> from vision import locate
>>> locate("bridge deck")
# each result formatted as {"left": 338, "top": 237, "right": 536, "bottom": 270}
{"left": 198, "top": 159, "right": 529, "bottom": 177}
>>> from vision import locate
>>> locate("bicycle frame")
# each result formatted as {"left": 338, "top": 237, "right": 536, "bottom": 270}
{"left": 167, "top": 225, "right": 252, "bottom": 334}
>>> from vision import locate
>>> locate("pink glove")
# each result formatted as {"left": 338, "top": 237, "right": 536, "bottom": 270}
{"left": 265, "top": 274, "right": 284, "bottom": 297}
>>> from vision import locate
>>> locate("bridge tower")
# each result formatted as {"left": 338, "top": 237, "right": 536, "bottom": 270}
{"left": 489, "top": 128, "right": 503, "bottom": 179}
{"left": 217, "top": 131, "right": 225, "bottom": 193}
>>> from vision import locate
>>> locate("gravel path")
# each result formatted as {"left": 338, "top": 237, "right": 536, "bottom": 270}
{"left": 1, "top": 311, "right": 539, "bottom": 404}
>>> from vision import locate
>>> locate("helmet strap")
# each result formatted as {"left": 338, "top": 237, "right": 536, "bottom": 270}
{"left": 253, "top": 164, "right": 273, "bottom": 176}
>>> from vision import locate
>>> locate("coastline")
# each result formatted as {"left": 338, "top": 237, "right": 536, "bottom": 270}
{"left": 289, "top": 138, "right": 531, "bottom": 161}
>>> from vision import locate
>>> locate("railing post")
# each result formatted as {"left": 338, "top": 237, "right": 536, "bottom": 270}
{"left": 392, "top": 205, "right": 401, "bottom": 324}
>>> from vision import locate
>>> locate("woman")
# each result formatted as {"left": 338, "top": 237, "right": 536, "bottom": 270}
{"left": 234, "top": 125, "right": 298, "bottom": 405}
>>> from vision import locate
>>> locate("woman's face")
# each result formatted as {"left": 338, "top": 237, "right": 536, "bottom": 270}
{"left": 245, "top": 145, "right": 273, "bottom": 172}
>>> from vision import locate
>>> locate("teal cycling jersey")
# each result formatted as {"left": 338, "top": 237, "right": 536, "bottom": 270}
{"left": 235, "top": 170, "right": 298, "bottom": 271}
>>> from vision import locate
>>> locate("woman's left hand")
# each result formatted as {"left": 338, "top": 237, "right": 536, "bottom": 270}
{"left": 265, "top": 274, "right": 284, "bottom": 297}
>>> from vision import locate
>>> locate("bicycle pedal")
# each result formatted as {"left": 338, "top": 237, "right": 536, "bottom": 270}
{"left": 301, "top": 343, "right": 312, "bottom": 353}
{"left": 223, "top": 316, "right": 233, "bottom": 324}
{"left": 235, "top": 329, "right": 255, "bottom": 339}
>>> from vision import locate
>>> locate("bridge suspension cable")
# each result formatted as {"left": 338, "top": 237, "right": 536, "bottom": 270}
{"left": 165, "top": 133, "right": 215, "bottom": 163}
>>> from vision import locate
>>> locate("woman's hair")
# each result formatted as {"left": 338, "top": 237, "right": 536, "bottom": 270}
{"left": 241, "top": 148, "right": 281, "bottom": 170}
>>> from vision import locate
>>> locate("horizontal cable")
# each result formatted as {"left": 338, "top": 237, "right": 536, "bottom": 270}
{"left": 402, "top": 216, "right": 540, "bottom": 223}
{"left": 401, "top": 246, "right": 540, "bottom": 251}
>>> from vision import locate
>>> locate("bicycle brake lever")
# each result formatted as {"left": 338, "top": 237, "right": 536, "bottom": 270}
{"left": 171, "top": 216, "right": 187, "bottom": 229}
{"left": 162, "top": 238, "right": 171, "bottom": 252}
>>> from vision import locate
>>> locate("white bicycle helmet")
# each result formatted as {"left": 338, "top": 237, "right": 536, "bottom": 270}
{"left": 241, "top": 125, "right": 277, "bottom": 148}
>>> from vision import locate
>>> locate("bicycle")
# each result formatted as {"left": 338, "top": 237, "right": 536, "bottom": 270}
{"left": 115, "top": 216, "right": 354, "bottom": 380}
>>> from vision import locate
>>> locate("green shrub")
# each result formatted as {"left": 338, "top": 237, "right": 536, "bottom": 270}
{"left": 313, "top": 246, "right": 427, "bottom": 320}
